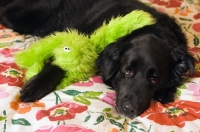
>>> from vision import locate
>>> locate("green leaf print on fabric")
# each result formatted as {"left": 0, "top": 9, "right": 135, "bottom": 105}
{"left": 85, "top": 108, "right": 125, "bottom": 130}
{"left": 62, "top": 90, "right": 82, "bottom": 96}
{"left": 194, "top": 36, "right": 199, "bottom": 46}
{"left": 177, "top": 89, "right": 182, "bottom": 96}
{"left": 179, "top": 17, "right": 192, "bottom": 21}
{"left": 0, "top": 43, "right": 13, "bottom": 48}
{"left": 11, "top": 118, "right": 31, "bottom": 126}
{"left": 84, "top": 114, "right": 91, "bottom": 122}
{"left": 73, "top": 95, "right": 91, "bottom": 105}
{"left": 1, "top": 110, "right": 7, "bottom": 132}
{"left": 54, "top": 92, "right": 63, "bottom": 104}
{"left": 105, "top": 113, "right": 122, "bottom": 120}
{"left": 0, "top": 116, "right": 6, "bottom": 121}
{"left": 123, "top": 119, "right": 152, "bottom": 132}
{"left": 109, "top": 119, "right": 124, "bottom": 130}
{"left": 183, "top": 24, "right": 199, "bottom": 46}
{"left": 82, "top": 91, "right": 102, "bottom": 99}
{"left": 103, "top": 108, "right": 111, "bottom": 112}
{"left": 63, "top": 89, "right": 103, "bottom": 105}
{"left": 177, "top": 84, "right": 187, "bottom": 96}
{"left": 94, "top": 115, "right": 105, "bottom": 125}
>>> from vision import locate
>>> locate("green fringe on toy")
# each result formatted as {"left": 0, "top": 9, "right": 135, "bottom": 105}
{"left": 91, "top": 10, "right": 156, "bottom": 54}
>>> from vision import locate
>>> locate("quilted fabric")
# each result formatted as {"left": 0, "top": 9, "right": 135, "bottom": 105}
{"left": 0, "top": 0, "right": 200, "bottom": 131}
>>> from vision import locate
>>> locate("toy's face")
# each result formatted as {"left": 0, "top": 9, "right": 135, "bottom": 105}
{"left": 52, "top": 37, "right": 98, "bottom": 72}
{"left": 63, "top": 46, "right": 71, "bottom": 52}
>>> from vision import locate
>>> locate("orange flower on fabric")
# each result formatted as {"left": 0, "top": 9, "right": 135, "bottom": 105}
{"left": 174, "top": 7, "right": 193, "bottom": 16}
{"left": 10, "top": 95, "right": 45, "bottom": 114}
{"left": 108, "top": 128, "right": 119, "bottom": 132}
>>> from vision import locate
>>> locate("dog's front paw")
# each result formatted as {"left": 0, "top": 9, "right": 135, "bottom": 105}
{"left": 19, "top": 64, "right": 65, "bottom": 102}
{"left": 19, "top": 76, "right": 53, "bottom": 102}
{"left": 19, "top": 82, "right": 47, "bottom": 102}
{"left": 154, "top": 90, "right": 175, "bottom": 104}
{"left": 20, "top": 88, "right": 42, "bottom": 102}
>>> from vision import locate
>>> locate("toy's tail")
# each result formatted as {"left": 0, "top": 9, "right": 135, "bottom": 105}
{"left": 90, "top": 10, "right": 156, "bottom": 54}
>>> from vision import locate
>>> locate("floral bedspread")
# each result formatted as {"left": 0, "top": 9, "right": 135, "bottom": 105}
{"left": 0, "top": 0, "right": 200, "bottom": 131}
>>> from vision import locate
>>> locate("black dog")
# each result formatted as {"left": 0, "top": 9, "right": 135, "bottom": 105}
{"left": 0, "top": 0, "right": 194, "bottom": 118}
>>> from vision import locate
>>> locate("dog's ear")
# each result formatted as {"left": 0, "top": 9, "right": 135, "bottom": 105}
{"left": 96, "top": 41, "right": 123, "bottom": 85}
{"left": 170, "top": 46, "right": 195, "bottom": 84}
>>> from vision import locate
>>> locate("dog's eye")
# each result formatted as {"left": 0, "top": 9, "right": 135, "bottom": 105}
{"left": 149, "top": 76, "right": 159, "bottom": 84}
{"left": 125, "top": 67, "right": 133, "bottom": 75}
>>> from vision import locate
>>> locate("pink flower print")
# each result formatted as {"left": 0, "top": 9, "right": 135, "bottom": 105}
{"left": 0, "top": 48, "right": 18, "bottom": 58}
{"left": 35, "top": 124, "right": 94, "bottom": 132}
{"left": 35, "top": 125, "right": 53, "bottom": 132}
{"left": 73, "top": 79, "right": 94, "bottom": 86}
{"left": 188, "top": 81, "right": 200, "bottom": 100}
{"left": 156, "top": 7, "right": 165, "bottom": 13}
{"left": 73, "top": 76, "right": 104, "bottom": 86}
{"left": 91, "top": 76, "right": 104, "bottom": 84}
{"left": 102, "top": 91, "right": 116, "bottom": 106}
{"left": 0, "top": 88, "right": 9, "bottom": 99}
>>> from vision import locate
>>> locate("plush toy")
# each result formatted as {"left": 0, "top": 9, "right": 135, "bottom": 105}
{"left": 14, "top": 10, "right": 155, "bottom": 89}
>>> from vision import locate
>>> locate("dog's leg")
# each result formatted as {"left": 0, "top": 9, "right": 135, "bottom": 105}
{"left": 0, "top": 0, "right": 15, "bottom": 7}
{"left": 20, "top": 64, "right": 65, "bottom": 102}
{"left": 0, "top": 0, "right": 61, "bottom": 35}
{"left": 153, "top": 87, "right": 176, "bottom": 104}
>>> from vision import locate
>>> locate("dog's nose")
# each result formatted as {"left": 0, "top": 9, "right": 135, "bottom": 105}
{"left": 123, "top": 101, "right": 136, "bottom": 114}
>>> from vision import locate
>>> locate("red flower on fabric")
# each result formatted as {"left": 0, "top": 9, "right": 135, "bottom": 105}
{"left": 140, "top": 100, "right": 200, "bottom": 128}
{"left": 0, "top": 62, "right": 25, "bottom": 87}
{"left": 192, "top": 60, "right": 200, "bottom": 77}
{"left": 0, "top": 24, "right": 6, "bottom": 30}
{"left": 182, "top": 60, "right": 200, "bottom": 77}
{"left": 193, "top": 13, "right": 200, "bottom": 19}
{"left": 149, "top": 0, "right": 183, "bottom": 8}
{"left": 193, "top": 23, "right": 200, "bottom": 32}
{"left": 36, "top": 102, "right": 88, "bottom": 121}
{"left": 188, "top": 47, "right": 200, "bottom": 57}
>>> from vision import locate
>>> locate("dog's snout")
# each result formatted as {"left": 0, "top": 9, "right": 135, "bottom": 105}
{"left": 123, "top": 101, "right": 136, "bottom": 114}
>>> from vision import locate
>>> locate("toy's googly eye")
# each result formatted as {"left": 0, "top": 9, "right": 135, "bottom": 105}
{"left": 64, "top": 47, "right": 71, "bottom": 52}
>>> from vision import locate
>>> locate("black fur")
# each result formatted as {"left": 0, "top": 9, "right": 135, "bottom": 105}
{"left": 0, "top": 0, "right": 194, "bottom": 118}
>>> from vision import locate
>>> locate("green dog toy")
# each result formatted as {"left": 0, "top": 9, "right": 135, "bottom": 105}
{"left": 14, "top": 10, "right": 155, "bottom": 89}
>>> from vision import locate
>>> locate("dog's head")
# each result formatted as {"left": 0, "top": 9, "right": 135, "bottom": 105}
{"left": 96, "top": 31, "right": 194, "bottom": 118}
